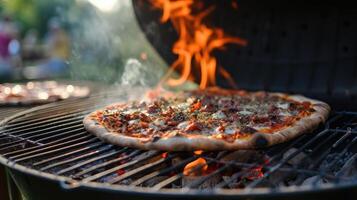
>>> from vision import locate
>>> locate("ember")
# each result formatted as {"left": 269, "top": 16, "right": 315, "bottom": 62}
{"left": 183, "top": 158, "right": 208, "bottom": 176}
{"left": 245, "top": 166, "right": 264, "bottom": 181}
{"left": 194, "top": 150, "right": 203, "bottom": 155}
{"left": 117, "top": 169, "right": 126, "bottom": 176}
{"left": 162, "top": 152, "right": 168, "bottom": 158}
{"left": 150, "top": 0, "right": 247, "bottom": 89}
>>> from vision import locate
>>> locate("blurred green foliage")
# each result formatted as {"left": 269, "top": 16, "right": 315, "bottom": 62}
{"left": 2, "top": 0, "right": 74, "bottom": 37}
{"left": 0, "top": 0, "right": 168, "bottom": 85}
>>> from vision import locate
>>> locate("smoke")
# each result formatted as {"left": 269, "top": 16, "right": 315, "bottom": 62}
{"left": 58, "top": 0, "right": 168, "bottom": 86}
{"left": 65, "top": 3, "right": 123, "bottom": 83}
{"left": 121, "top": 58, "right": 164, "bottom": 87}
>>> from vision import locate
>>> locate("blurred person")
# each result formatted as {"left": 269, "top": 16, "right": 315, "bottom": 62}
{"left": 39, "top": 18, "right": 70, "bottom": 78}
{"left": 23, "top": 29, "right": 40, "bottom": 60}
{"left": 0, "top": 16, "right": 18, "bottom": 78}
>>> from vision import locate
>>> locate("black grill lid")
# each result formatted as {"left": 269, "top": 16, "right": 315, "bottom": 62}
{"left": 133, "top": 0, "right": 357, "bottom": 110}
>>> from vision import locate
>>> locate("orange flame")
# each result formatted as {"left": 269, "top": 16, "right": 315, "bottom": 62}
{"left": 151, "top": 0, "right": 247, "bottom": 89}
{"left": 194, "top": 150, "right": 203, "bottom": 155}
{"left": 183, "top": 157, "right": 208, "bottom": 176}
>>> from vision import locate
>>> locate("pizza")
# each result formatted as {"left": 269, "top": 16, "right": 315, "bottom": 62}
{"left": 83, "top": 88, "right": 330, "bottom": 151}
{"left": 0, "top": 81, "right": 90, "bottom": 105}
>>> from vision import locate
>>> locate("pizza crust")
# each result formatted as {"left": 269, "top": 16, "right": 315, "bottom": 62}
{"left": 83, "top": 93, "right": 330, "bottom": 151}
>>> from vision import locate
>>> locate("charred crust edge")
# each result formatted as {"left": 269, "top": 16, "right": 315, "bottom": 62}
{"left": 152, "top": 136, "right": 161, "bottom": 142}
{"left": 254, "top": 135, "right": 269, "bottom": 148}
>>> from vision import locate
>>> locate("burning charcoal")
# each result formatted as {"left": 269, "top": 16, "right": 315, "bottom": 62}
{"left": 336, "top": 153, "right": 357, "bottom": 178}
{"left": 133, "top": 151, "right": 159, "bottom": 161}
{"left": 172, "top": 157, "right": 184, "bottom": 166}
{"left": 144, "top": 176, "right": 169, "bottom": 187}
{"left": 319, "top": 152, "right": 353, "bottom": 173}
{"left": 283, "top": 148, "right": 309, "bottom": 166}
{"left": 301, "top": 176, "right": 326, "bottom": 186}
{"left": 131, "top": 151, "right": 162, "bottom": 169}
{"left": 100, "top": 174, "right": 118, "bottom": 183}
{"left": 264, "top": 148, "right": 309, "bottom": 187}
{"left": 223, "top": 175, "right": 269, "bottom": 189}
{"left": 119, "top": 179, "right": 133, "bottom": 185}
{"left": 222, "top": 176, "right": 239, "bottom": 188}
{"left": 218, "top": 151, "right": 269, "bottom": 188}
{"left": 180, "top": 156, "right": 222, "bottom": 189}
{"left": 265, "top": 168, "right": 298, "bottom": 187}
{"left": 319, "top": 153, "right": 340, "bottom": 172}
{"left": 183, "top": 158, "right": 207, "bottom": 176}
{"left": 172, "top": 183, "right": 181, "bottom": 189}
{"left": 221, "top": 150, "right": 266, "bottom": 164}
{"left": 182, "top": 174, "right": 221, "bottom": 189}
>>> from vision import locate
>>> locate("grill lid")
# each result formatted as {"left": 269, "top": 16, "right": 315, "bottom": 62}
{"left": 0, "top": 89, "right": 357, "bottom": 197}
{"left": 133, "top": 0, "right": 357, "bottom": 110}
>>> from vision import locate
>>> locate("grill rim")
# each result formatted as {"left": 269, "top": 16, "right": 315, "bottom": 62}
{"left": 1, "top": 105, "right": 357, "bottom": 197}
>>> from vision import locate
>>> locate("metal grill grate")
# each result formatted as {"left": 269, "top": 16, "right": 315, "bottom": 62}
{"left": 0, "top": 107, "right": 28, "bottom": 121}
{"left": 0, "top": 91, "right": 356, "bottom": 195}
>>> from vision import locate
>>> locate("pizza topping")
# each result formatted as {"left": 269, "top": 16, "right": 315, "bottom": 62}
{"left": 147, "top": 103, "right": 159, "bottom": 113}
{"left": 224, "top": 126, "right": 236, "bottom": 135}
{"left": 252, "top": 115, "right": 270, "bottom": 124}
{"left": 172, "top": 112, "right": 186, "bottom": 122}
{"left": 190, "top": 100, "right": 202, "bottom": 112}
{"left": 140, "top": 121, "right": 149, "bottom": 128}
{"left": 92, "top": 89, "right": 316, "bottom": 142}
{"left": 240, "top": 126, "right": 258, "bottom": 134}
{"left": 177, "top": 121, "right": 190, "bottom": 130}
{"left": 185, "top": 122, "right": 202, "bottom": 132}
{"left": 166, "top": 121, "right": 178, "bottom": 126}
{"left": 239, "top": 110, "right": 253, "bottom": 115}
{"left": 201, "top": 104, "right": 216, "bottom": 112}
{"left": 153, "top": 119, "right": 165, "bottom": 127}
{"left": 277, "top": 103, "right": 289, "bottom": 110}
{"left": 215, "top": 125, "right": 225, "bottom": 133}
{"left": 212, "top": 110, "right": 226, "bottom": 119}
{"left": 128, "top": 119, "right": 140, "bottom": 125}
{"left": 139, "top": 113, "right": 151, "bottom": 122}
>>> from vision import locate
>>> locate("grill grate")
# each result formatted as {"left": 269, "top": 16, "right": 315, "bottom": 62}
{"left": 0, "top": 107, "right": 28, "bottom": 121}
{"left": 0, "top": 92, "right": 357, "bottom": 194}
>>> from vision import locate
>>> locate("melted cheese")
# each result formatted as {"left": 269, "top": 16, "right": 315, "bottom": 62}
{"left": 212, "top": 110, "right": 226, "bottom": 119}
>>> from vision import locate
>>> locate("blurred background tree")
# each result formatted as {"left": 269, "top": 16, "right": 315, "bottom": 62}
{"left": 2, "top": 0, "right": 74, "bottom": 37}
{"left": 0, "top": 0, "right": 166, "bottom": 85}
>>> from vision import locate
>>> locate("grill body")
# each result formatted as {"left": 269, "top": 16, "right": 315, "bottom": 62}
{"left": 0, "top": 107, "right": 29, "bottom": 200}
{"left": 1, "top": 1, "right": 357, "bottom": 199}
{"left": 6, "top": 169, "right": 357, "bottom": 200}
{"left": 0, "top": 91, "right": 357, "bottom": 200}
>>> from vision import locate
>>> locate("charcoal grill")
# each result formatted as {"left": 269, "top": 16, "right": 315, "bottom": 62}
{"left": 0, "top": 107, "right": 29, "bottom": 200}
{"left": 2, "top": 0, "right": 357, "bottom": 199}
{"left": 0, "top": 89, "right": 356, "bottom": 200}
{"left": 0, "top": 80, "right": 105, "bottom": 199}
